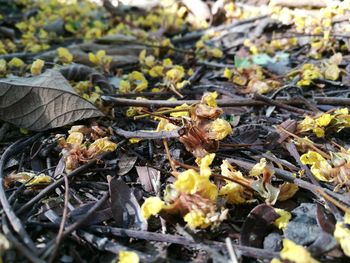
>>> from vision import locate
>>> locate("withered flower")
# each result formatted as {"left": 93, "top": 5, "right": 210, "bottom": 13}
{"left": 178, "top": 93, "right": 232, "bottom": 157}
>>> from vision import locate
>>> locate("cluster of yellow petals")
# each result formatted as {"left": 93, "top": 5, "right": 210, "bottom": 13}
{"left": 271, "top": 239, "right": 319, "bottom": 263}
{"left": 299, "top": 114, "right": 332, "bottom": 138}
{"left": 219, "top": 160, "right": 248, "bottom": 204}
{"left": 62, "top": 126, "right": 117, "bottom": 172}
{"left": 8, "top": 57, "right": 24, "bottom": 68}
{"left": 57, "top": 47, "right": 73, "bottom": 64}
{"left": 298, "top": 108, "right": 350, "bottom": 137}
{"left": 300, "top": 151, "right": 332, "bottom": 181}
{"left": 183, "top": 210, "right": 209, "bottom": 229}
{"left": 297, "top": 64, "right": 322, "bottom": 86}
{"left": 30, "top": 59, "right": 45, "bottom": 75}
{"left": 141, "top": 154, "right": 221, "bottom": 229}
{"left": 174, "top": 154, "right": 218, "bottom": 201}
{"left": 119, "top": 71, "right": 149, "bottom": 93}
{"left": 140, "top": 197, "right": 165, "bottom": 219}
{"left": 88, "top": 50, "right": 112, "bottom": 72}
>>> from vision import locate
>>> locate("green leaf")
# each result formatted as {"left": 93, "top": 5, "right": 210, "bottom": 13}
{"left": 235, "top": 56, "right": 251, "bottom": 68}
{"left": 252, "top": 53, "right": 273, "bottom": 65}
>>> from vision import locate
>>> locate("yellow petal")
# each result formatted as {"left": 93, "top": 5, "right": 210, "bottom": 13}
{"left": 96, "top": 50, "right": 106, "bottom": 60}
{"left": 130, "top": 71, "right": 145, "bottom": 81}
{"left": 224, "top": 67, "right": 232, "bottom": 79}
{"left": 300, "top": 151, "right": 325, "bottom": 165}
{"left": 88, "top": 53, "right": 97, "bottom": 64}
{"left": 273, "top": 208, "right": 291, "bottom": 230}
{"left": 208, "top": 118, "right": 232, "bottom": 140}
{"left": 165, "top": 66, "right": 185, "bottom": 83}
{"left": 278, "top": 183, "right": 299, "bottom": 201}
{"left": 66, "top": 132, "right": 84, "bottom": 145}
{"left": 312, "top": 126, "right": 325, "bottom": 138}
{"left": 170, "top": 104, "right": 189, "bottom": 117}
{"left": 89, "top": 137, "right": 117, "bottom": 154}
{"left": 0, "top": 59, "right": 6, "bottom": 73}
{"left": 334, "top": 222, "right": 350, "bottom": 256}
{"left": 315, "top": 113, "right": 333, "bottom": 127}
{"left": 210, "top": 48, "right": 223, "bottom": 58}
{"left": 324, "top": 64, "right": 340, "bottom": 81}
{"left": 163, "top": 58, "right": 173, "bottom": 67}
{"left": 139, "top": 49, "right": 146, "bottom": 63}
{"left": 219, "top": 182, "right": 246, "bottom": 204}
{"left": 198, "top": 179, "right": 218, "bottom": 201}
{"left": 118, "top": 251, "right": 139, "bottom": 263}
{"left": 30, "top": 59, "right": 45, "bottom": 75}
{"left": 334, "top": 213, "right": 350, "bottom": 257}
{"left": 57, "top": 47, "right": 73, "bottom": 64}
{"left": 250, "top": 158, "right": 267, "bottom": 177}
{"left": 149, "top": 65, "right": 164, "bottom": 78}
{"left": 141, "top": 197, "right": 164, "bottom": 219}
{"left": 310, "top": 160, "right": 332, "bottom": 181}
{"left": 135, "top": 79, "right": 148, "bottom": 92}
{"left": 156, "top": 119, "right": 178, "bottom": 132}
{"left": 145, "top": 55, "right": 155, "bottom": 67}
{"left": 8, "top": 57, "right": 24, "bottom": 68}
{"left": 196, "top": 153, "right": 215, "bottom": 177}
{"left": 129, "top": 138, "right": 142, "bottom": 144}
{"left": 8, "top": 172, "right": 52, "bottom": 186}
{"left": 184, "top": 211, "right": 208, "bottom": 229}
{"left": 174, "top": 169, "right": 199, "bottom": 194}
{"left": 201, "top": 92, "right": 218, "bottom": 107}
{"left": 119, "top": 80, "right": 131, "bottom": 93}
{"left": 335, "top": 108, "right": 349, "bottom": 115}
{"left": 27, "top": 174, "right": 52, "bottom": 186}
{"left": 280, "top": 239, "right": 319, "bottom": 263}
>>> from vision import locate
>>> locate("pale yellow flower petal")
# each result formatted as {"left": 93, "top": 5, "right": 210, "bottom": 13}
{"left": 280, "top": 239, "right": 319, "bottom": 263}
{"left": 141, "top": 197, "right": 164, "bottom": 219}
{"left": 118, "top": 251, "right": 139, "bottom": 263}
{"left": 273, "top": 208, "right": 291, "bottom": 230}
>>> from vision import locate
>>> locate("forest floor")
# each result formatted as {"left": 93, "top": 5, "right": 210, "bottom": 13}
{"left": 1, "top": 0, "right": 350, "bottom": 262}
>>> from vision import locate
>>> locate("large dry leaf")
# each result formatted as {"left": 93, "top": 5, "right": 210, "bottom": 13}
{"left": 0, "top": 70, "right": 103, "bottom": 131}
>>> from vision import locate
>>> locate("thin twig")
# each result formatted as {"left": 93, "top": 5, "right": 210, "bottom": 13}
{"left": 254, "top": 93, "right": 312, "bottom": 115}
{"left": 113, "top": 127, "right": 181, "bottom": 139}
{"left": 88, "top": 226, "right": 279, "bottom": 259}
{"left": 61, "top": 191, "right": 109, "bottom": 239}
{"left": 48, "top": 173, "right": 70, "bottom": 263}
{"left": 103, "top": 96, "right": 350, "bottom": 108}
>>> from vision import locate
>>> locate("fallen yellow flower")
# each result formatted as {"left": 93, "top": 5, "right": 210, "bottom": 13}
{"left": 201, "top": 92, "right": 218, "bottom": 107}
{"left": 280, "top": 239, "right": 319, "bottom": 263}
{"left": 141, "top": 196, "right": 164, "bottom": 219}
{"left": 118, "top": 251, "right": 139, "bottom": 263}
{"left": 57, "top": 47, "right": 73, "bottom": 64}
{"left": 184, "top": 210, "right": 209, "bottom": 229}
{"left": 89, "top": 137, "right": 117, "bottom": 155}
{"left": 30, "top": 59, "right": 45, "bottom": 75}
{"left": 273, "top": 208, "right": 291, "bottom": 230}
{"left": 300, "top": 151, "right": 332, "bottom": 181}
{"left": 207, "top": 118, "right": 232, "bottom": 140}
{"left": 66, "top": 131, "right": 84, "bottom": 145}
{"left": 334, "top": 213, "right": 350, "bottom": 257}
{"left": 8, "top": 57, "right": 24, "bottom": 68}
